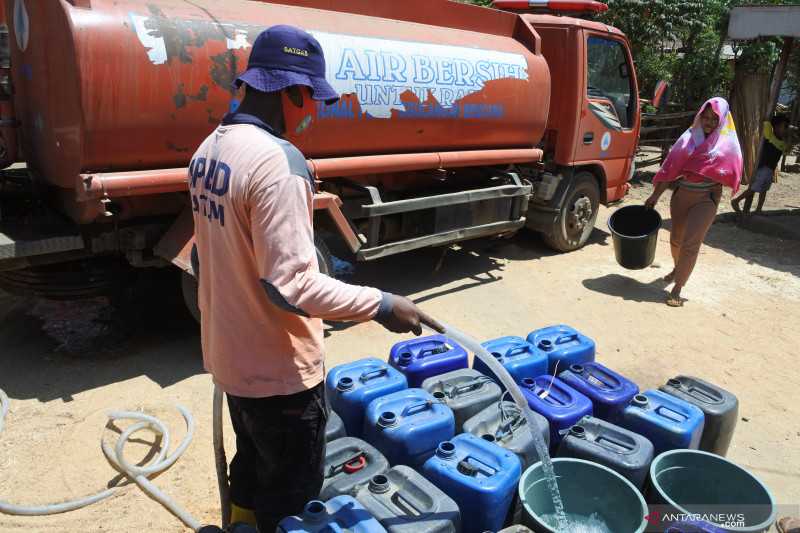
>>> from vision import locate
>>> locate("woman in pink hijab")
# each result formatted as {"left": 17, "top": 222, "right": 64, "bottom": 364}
{"left": 645, "top": 97, "right": 743, "bottom": 307}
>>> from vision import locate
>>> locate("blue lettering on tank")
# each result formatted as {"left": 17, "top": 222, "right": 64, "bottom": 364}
{"left": 335, "top": 49, "right": 367, "bottom": 81}
{"left": 412, "top": 56, "right": 436, "bottom": 84}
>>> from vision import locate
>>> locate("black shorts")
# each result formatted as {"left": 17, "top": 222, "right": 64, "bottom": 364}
{"left": 226, "top": 382, "right": 328, "bottom": 531}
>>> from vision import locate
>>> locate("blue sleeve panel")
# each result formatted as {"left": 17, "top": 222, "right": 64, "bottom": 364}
{"left": 259, "top": 279, "right": 311, "bottom": 318}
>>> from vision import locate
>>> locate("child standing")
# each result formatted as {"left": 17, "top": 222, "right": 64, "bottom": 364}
{"left": 732, "top": 115, "right": 790, "bottom": 215}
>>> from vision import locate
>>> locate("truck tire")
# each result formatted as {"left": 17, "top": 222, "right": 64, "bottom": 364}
{"left": 181, "top": 270, "right": 201, "bottom": 324}
{"left": 181, "top": 234, "right": 334, "bottom": 324}
{"left": 543, "top": 172, "right": 600, "bottom": 252}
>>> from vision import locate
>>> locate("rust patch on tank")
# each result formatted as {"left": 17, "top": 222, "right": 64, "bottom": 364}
{"left": 167, "top": 142, "right": 190, "bottom": 153}
{"left": 173, "top": 84, "right": 210, "bottom": 109}
{"left": 134, "top": 5, "right": 264, "bottom": 91}
{"left": 210, "top": 51, "right": 240, "bottom": 95}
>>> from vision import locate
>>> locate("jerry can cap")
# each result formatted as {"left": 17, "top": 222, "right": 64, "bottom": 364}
{"left": 378, "top": 411, "right": 397, "bottom": 428}
{"left": 569, "top": 425, "right": 586, "bottom": 439}
{"left": 336, "top": 377, "right": 354, "bottom": 392}
{"left": 632, "top": 394, "right": 649, "bottom": 407}
{"left": 368, "top": 474, "right": 391, "bottom": 494}
{"left": 437, "top": 441, "right": 456, "bottom": 458}
{"left": 303, "top": 501, "right": 327, "bottom": 522}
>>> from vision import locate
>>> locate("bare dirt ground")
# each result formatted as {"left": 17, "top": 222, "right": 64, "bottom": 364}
{"left": 1, "top": 165, "right": 798, "bottom": 532}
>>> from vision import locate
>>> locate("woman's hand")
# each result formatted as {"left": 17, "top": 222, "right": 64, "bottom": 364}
{"left": 644, "top": 194, "right": 659, "bottom": 209}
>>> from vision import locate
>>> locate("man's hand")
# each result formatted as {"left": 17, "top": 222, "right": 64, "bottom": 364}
{"left": 379, "top": 295, "right": 444, "bottom": 336}
{"left": 644, "top": 194, "right": 659, "bottom": 210}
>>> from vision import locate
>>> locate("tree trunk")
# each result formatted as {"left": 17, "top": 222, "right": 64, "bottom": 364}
{"left": 729, "top": 66, "right": 770, "bottom": 184}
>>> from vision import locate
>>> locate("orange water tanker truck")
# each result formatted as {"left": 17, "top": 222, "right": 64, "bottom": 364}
{"left": 0, "top": 0, "right": 639, "bottom": 314}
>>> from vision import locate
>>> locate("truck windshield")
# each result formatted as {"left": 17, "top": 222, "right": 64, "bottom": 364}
{"left": 587, "top": 36, "right": 634, "bottom": 129}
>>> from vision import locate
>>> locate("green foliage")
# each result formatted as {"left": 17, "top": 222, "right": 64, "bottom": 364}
{"left": 459, "top": 0, "right": 798, "bottom": 108}
{"left": 599, "top": 0, "right": 732, "bottom": 108}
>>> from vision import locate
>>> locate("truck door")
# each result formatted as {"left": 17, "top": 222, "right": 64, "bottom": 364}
{"left": 574, "top": 33, "right": 639, "bottom": 203}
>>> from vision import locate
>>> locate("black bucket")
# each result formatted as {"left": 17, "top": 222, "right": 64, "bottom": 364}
{"left": 608, "top": 205, "right": 662, "bottom": 270}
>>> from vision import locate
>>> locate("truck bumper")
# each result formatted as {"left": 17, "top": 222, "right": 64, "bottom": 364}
{"left": 0, "top": 223, "right": 86, "bottom": 272}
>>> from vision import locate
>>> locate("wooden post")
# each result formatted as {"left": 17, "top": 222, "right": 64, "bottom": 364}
{"left": 766, "top": 38, "right": 795, "bottom": 118}
{"left": 784, "top": 95, "right": 799, "bottom": 172}
{"left": 752, "top": 37, "right": 795, "bottom": 180}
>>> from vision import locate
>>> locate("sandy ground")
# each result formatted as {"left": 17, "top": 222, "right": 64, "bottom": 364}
{"left": 0, "top": 167, "right": 799, "bottom": 532}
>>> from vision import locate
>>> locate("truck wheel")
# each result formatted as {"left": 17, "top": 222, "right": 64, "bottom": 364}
{"left": 181, "top": 235, "right": 335, "bottom": 324}
{"left": 543, "top": 172, "right": 600, "bottom": 252}
{"left": 181, "top": 270, "right": 201, "bottom": 324}
{"left": 315, "top": 234, "right": 334, "bottom": 277}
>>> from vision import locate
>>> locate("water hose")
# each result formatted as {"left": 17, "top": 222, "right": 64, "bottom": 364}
{"left": 0, "top": 387, "right": 201, "bottom": 531}
{"left": 212, "top": 384, "right": 231, "bottom": 528}
{"left": 429, "top": 322, "right": 570, "bottom": 531}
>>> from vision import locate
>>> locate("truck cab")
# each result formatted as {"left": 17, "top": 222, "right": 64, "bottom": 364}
{"left": 523, "top": 13, "right": 640, "bottom": 251}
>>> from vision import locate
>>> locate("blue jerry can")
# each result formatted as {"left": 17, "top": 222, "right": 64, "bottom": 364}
{"left": 526, "top": 325, "right": 595, "bottom": 375}
{"left": 518, "top": 375, "right": 593, "bottom": 450}
{"left": 389, "top": 335, "right": 468, "bottom": 388}
{"left": 558, "top": 362, "right": 639, "bottom": 422}
{"left": 618, "top": 390, "right": 705, "bottom": 457}
{"left": 326, "top": 358, "right": 408, "bottom": 438}
{"left": 475, "top": 336, "right": 548, "bottom": 386}
{"left": 422, "top": 433, "right": 522, "bottom": 533}
{"left": 277, "top": 496, "right": 387, "bottom": 533}
{"left": 363, "top": 388, "right": 455, "bottom": 468}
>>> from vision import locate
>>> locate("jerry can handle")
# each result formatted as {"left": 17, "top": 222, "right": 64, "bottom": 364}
{"left": 555, "top": 333, "right": 579, "bottom": 345}
{"left": 686, "top": 387, "right": 719, "bottom": 404}
{"left": 596, "top": 435, "right": 636, "bottom": 454}
{"left": 402, "top": 401, "right": 434, "bottom": 417}
{"left": 451, "top": 376, "right": 494, "bottom": 398}
{"left": 418, "top": 343, "right": 451, "bottom": 358}
{"left": 326, "top": 450, "right": 367, "bottom": 478}
{"left": 506, "top": 344, "right": 532, "bottom": 357}
{"left": 359, "top": 367, "right": 389, "bottom": 383}
{"left": 655, "top": 405, "right": 688, "bottom": 424}
{"left": 392, "top": 492, "right": 422, "bottom": 517}
{"left": 457, "top": 456, "right": 497, "bottom": 478}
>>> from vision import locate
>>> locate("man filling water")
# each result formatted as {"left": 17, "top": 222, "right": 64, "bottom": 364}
{"left": 188, "top": 25, "right": 440, "bottom": 532}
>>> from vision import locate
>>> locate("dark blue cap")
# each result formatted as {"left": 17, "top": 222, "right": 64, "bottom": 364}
{"left": 233, "top": 25, "right": 339, "bottom": 104}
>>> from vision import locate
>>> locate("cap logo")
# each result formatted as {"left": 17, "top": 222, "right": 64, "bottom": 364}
{"left": 283, "top": 46, "right": 309, "bottom": 57}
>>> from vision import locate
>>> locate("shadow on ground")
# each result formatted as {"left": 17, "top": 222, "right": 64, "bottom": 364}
{"left": 326, "top": 228, "right": 608, "bottom": 334}
{"left": 658, "top": 211, "right": 800, "bottom": 278}
{"left": 348, "top": 227, "right": 609, "bottom": 292}
{"left": 0, "top": 227, "right": 612, "bottom": 397}
{"left": 0, "top": 269, "right": 203, "bottom": 403}
{"left": 582, "top": 273, "right": 670, "bottom": 303}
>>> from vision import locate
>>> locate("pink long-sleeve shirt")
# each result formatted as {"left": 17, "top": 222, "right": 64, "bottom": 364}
{"left": 189, "top": 114, "right": 384, "bottom": 398}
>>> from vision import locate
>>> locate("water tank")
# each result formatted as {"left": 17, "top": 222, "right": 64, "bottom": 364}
{"left": 6, "top": 0, "right": 550, "bottom": 190}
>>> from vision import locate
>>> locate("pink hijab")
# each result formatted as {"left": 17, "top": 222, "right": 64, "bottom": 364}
{"left": 653, "top": 97, "right": 743, "bottom": 193}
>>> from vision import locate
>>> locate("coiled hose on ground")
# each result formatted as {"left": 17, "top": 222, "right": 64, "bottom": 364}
{"left": 0, "top": 386, "right": 202, "bottom": 531}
